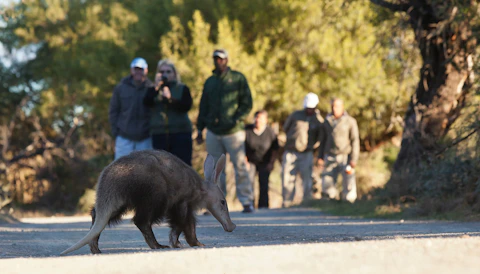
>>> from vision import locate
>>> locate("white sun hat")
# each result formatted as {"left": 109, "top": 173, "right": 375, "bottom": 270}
{"left": 303, "top": 92, "right": 319, "bottom": 108}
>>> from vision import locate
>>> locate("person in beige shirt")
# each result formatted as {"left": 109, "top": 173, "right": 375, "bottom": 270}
{"left": 318, "top": 98, "right": 360, "bottom": 203}
{"left": 281, "top": 93, "right": 327, "bottom": 207}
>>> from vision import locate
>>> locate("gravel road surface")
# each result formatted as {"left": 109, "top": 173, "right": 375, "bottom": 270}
{"left": 1, "top": 208, "right": 480, "bottom": 273}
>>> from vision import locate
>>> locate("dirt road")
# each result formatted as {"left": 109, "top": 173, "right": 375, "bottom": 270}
{"left": 1, "top": 208, "right": 480, "bottom": 273}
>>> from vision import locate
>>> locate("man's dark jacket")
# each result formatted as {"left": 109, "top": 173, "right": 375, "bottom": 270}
{"left": 109, "top": 76, "right": 153, "bottom": 141}
{"left": 197, "top": 68, "right": 252, "bottom": 135}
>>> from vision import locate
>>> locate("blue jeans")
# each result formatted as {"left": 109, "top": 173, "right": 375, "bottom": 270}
{"left": 152, "top": 133, "right": 192, "bottom": 166}
{"left": 115, "top": 135, "right": 152, "bottom": 160}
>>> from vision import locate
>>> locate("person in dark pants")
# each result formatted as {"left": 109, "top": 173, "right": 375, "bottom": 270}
{"left": 143, "top": 59, "right": 193, "bottom": 165}
{"left": 245, "top": 110, "right": 279, "bottom": 209}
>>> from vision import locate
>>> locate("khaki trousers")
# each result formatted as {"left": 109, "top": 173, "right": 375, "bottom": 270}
{"left": 206, "top": 130, "right": 253, "bottom": 206}
{"left": 321, "top": 154, "right": 357, "bottom": 203}
{"left": 281, "top": 150, "right": 313, "bottom": 206}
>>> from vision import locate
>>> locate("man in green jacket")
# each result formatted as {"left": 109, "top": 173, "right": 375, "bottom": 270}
{"left": 318, "top": 98, "right": 360, "bottom": 203}
{"left": 196, "top": 49, "right": 254, "bottom": 213}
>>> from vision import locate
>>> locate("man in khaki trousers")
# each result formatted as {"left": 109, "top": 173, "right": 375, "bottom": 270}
{"left": 281, "top": 93, "right": 327, "bottom": 208}
{"left": 318, "top": 98, "right": 360, "bottom": 203}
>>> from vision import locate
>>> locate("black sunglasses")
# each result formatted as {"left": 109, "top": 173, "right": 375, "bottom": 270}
{"left": 159, "top": 70, "right": 172, "bottom": 74}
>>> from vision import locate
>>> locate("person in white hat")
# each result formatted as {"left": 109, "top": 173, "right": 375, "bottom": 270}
{"left": 109, "top": 57, "right": 154, "bottom": 160}
{"left": 281, "top": 93, "right": 327, "bottom": 207}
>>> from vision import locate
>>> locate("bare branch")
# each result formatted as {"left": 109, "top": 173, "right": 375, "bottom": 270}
{"left": 64, "top": 116, "right": 80, "bottom": 146}
{"left": 0, "top": 197, "right": 13, "bottom": 210}
{"left": 435, "top": 127, "right": 480, "bottom": 156}
{"left": 370, "top": 0, "right": 410, "bottom": 12}
{"left": 7, "top": 146, "right": 51, "bottom": 164}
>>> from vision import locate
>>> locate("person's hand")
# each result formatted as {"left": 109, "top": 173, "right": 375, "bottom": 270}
{"left": 245, "top": 157, "right": 250, "bottom": 170}
{"left": 349, "top": 161, "right": 356, "bottom": 168}
{"left": 196, "top": 131, "right": 204, "bottom": 145}
{"left": 162, "top": 86, "right": 171, "bottom": 99}
{"left": 154, "top": 74, "right": 162, "bottom": 90}
{"left": 316, "top": 158, "right": 324, "bottom": 168}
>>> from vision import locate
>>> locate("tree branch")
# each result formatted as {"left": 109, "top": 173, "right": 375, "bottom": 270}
{"left": 0, "top": 196, "right": 13, "bottom": 210}
{"left": 370, "top": 0, "right": 410, "bottom": 12}
{"left": 435, "top": 127, "right": 480, "bottom": 156}
{"left": 64, "top": 116, "right": 80, "bottom": 146}
{"left": 8, "top": 146, "right": 50, "bottom": 164}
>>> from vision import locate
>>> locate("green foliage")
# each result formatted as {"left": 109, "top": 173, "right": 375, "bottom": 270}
{"left": 3, "top": 0, "right": 414, "bottom": 144}
{"left": 0, "top": 0, "right": 449, "bottom": 212}
{"left": 160, "top": 0, "right": 418, "bottom": 147}
{"left": 355, "top": 148, "right": 394, "bottom": 197}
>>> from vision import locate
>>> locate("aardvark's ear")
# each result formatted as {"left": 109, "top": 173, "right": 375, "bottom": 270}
{"left": 213, "top": 154, "right": 226, "bottom": 183}
{"left": 203, "top": 154, "right": 215, "bottom": 181}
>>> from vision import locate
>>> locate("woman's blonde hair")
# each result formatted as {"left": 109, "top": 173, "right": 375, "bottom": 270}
{"left": 156, "top": 59, "right": 181, "bottom": 82}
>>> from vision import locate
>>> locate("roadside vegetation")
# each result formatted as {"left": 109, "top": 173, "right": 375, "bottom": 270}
{"left": 1, "top": 1, "right": 478, "bottom": 220}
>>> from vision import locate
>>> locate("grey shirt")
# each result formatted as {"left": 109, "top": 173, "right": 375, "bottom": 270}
{"left": 321, "top": 112, "right": 360, "bottom": 164}
{"left": 109, "top": 76, "right": 153, "bottom": 141}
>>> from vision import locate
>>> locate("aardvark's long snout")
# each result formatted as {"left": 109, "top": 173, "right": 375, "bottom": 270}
{"left": 222, "top": 221, "right": 236, "bottom": 232}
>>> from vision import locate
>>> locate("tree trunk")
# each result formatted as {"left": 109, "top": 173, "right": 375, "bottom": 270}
{"left": 371, "top": 1, "right": 477, "bottom": 170}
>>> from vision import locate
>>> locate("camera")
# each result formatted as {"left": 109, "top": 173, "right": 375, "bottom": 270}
{"left": 160, "top": 75, "right": 169, "bottom": 88}
{"left": 155, "top": 74, "right": 170, "bottom": 91}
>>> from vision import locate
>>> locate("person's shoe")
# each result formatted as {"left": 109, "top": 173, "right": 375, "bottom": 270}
{"left": 203, "top": 211, "right": 211, "bottom": 216}
{"left": 242, "top": 204, "right": 254, "bottom": 213}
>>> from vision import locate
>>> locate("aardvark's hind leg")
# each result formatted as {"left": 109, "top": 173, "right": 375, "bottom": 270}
{"left": 133, "top": 212, "right": 169, "bottom": 249}
{"left": 88, "top": 208, "right": 102, "bottom": 254}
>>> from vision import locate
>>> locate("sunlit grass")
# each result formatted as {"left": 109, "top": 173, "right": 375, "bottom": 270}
{"left": 302, "top": 199, "right": 405, "bottom": 219}
{"left": 303, "top": 199, "right": 480, "bottom": 222}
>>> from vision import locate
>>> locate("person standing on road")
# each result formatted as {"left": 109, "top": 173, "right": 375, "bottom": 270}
{"left": 143, "top": 59, "right": 193, "bottom": 166}
{"left": 109, "top": 57, "right": 153, "bottom": 160}
{"left": 281, "top": 93, "right": 327, "bottom": 208}
{"left": 196, "top": 49, "right": 254, "bottom": 213}
{"left": 245, "top": 110, "right": 279, "bottom": 209}
{"left": 318, "top": 98, "right": 360, "bottom": 203}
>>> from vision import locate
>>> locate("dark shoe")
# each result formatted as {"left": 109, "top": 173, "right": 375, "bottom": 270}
{"left": 242, "top": 204, "right": 254, "bottom": 213}
{"left": 203, "top": 211, "right": 211, "bottom": 216}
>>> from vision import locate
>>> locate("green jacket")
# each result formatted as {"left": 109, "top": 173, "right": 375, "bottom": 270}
{"left": 197, "top": 68, "right": 252, "bottom": 135}
{"left": 321, "top": 112, "right": 360, "bottom": 164}
{"left": 147, "top": 82, "right": 193, "bottom": 135}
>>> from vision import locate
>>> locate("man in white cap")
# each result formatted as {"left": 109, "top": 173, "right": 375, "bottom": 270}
{"left": 109, "top": 57, "right": 154, "bottom": 159}
{"left": 281, "top": 93, "right": 327, "bottom": 207}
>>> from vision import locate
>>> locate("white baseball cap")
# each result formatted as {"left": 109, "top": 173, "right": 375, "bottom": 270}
{"left": 213, "top": 49, "right": 228, "bottom": 59}
{"left": 130, "top": 57, "right": 148, "bottom": 69}
{"left": 303, "top": 92, "right": 319, "bottom": 108}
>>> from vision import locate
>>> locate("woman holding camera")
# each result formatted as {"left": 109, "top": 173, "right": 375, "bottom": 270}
{"left": 143, "top": 59, "right": 193, "bottom": 165}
